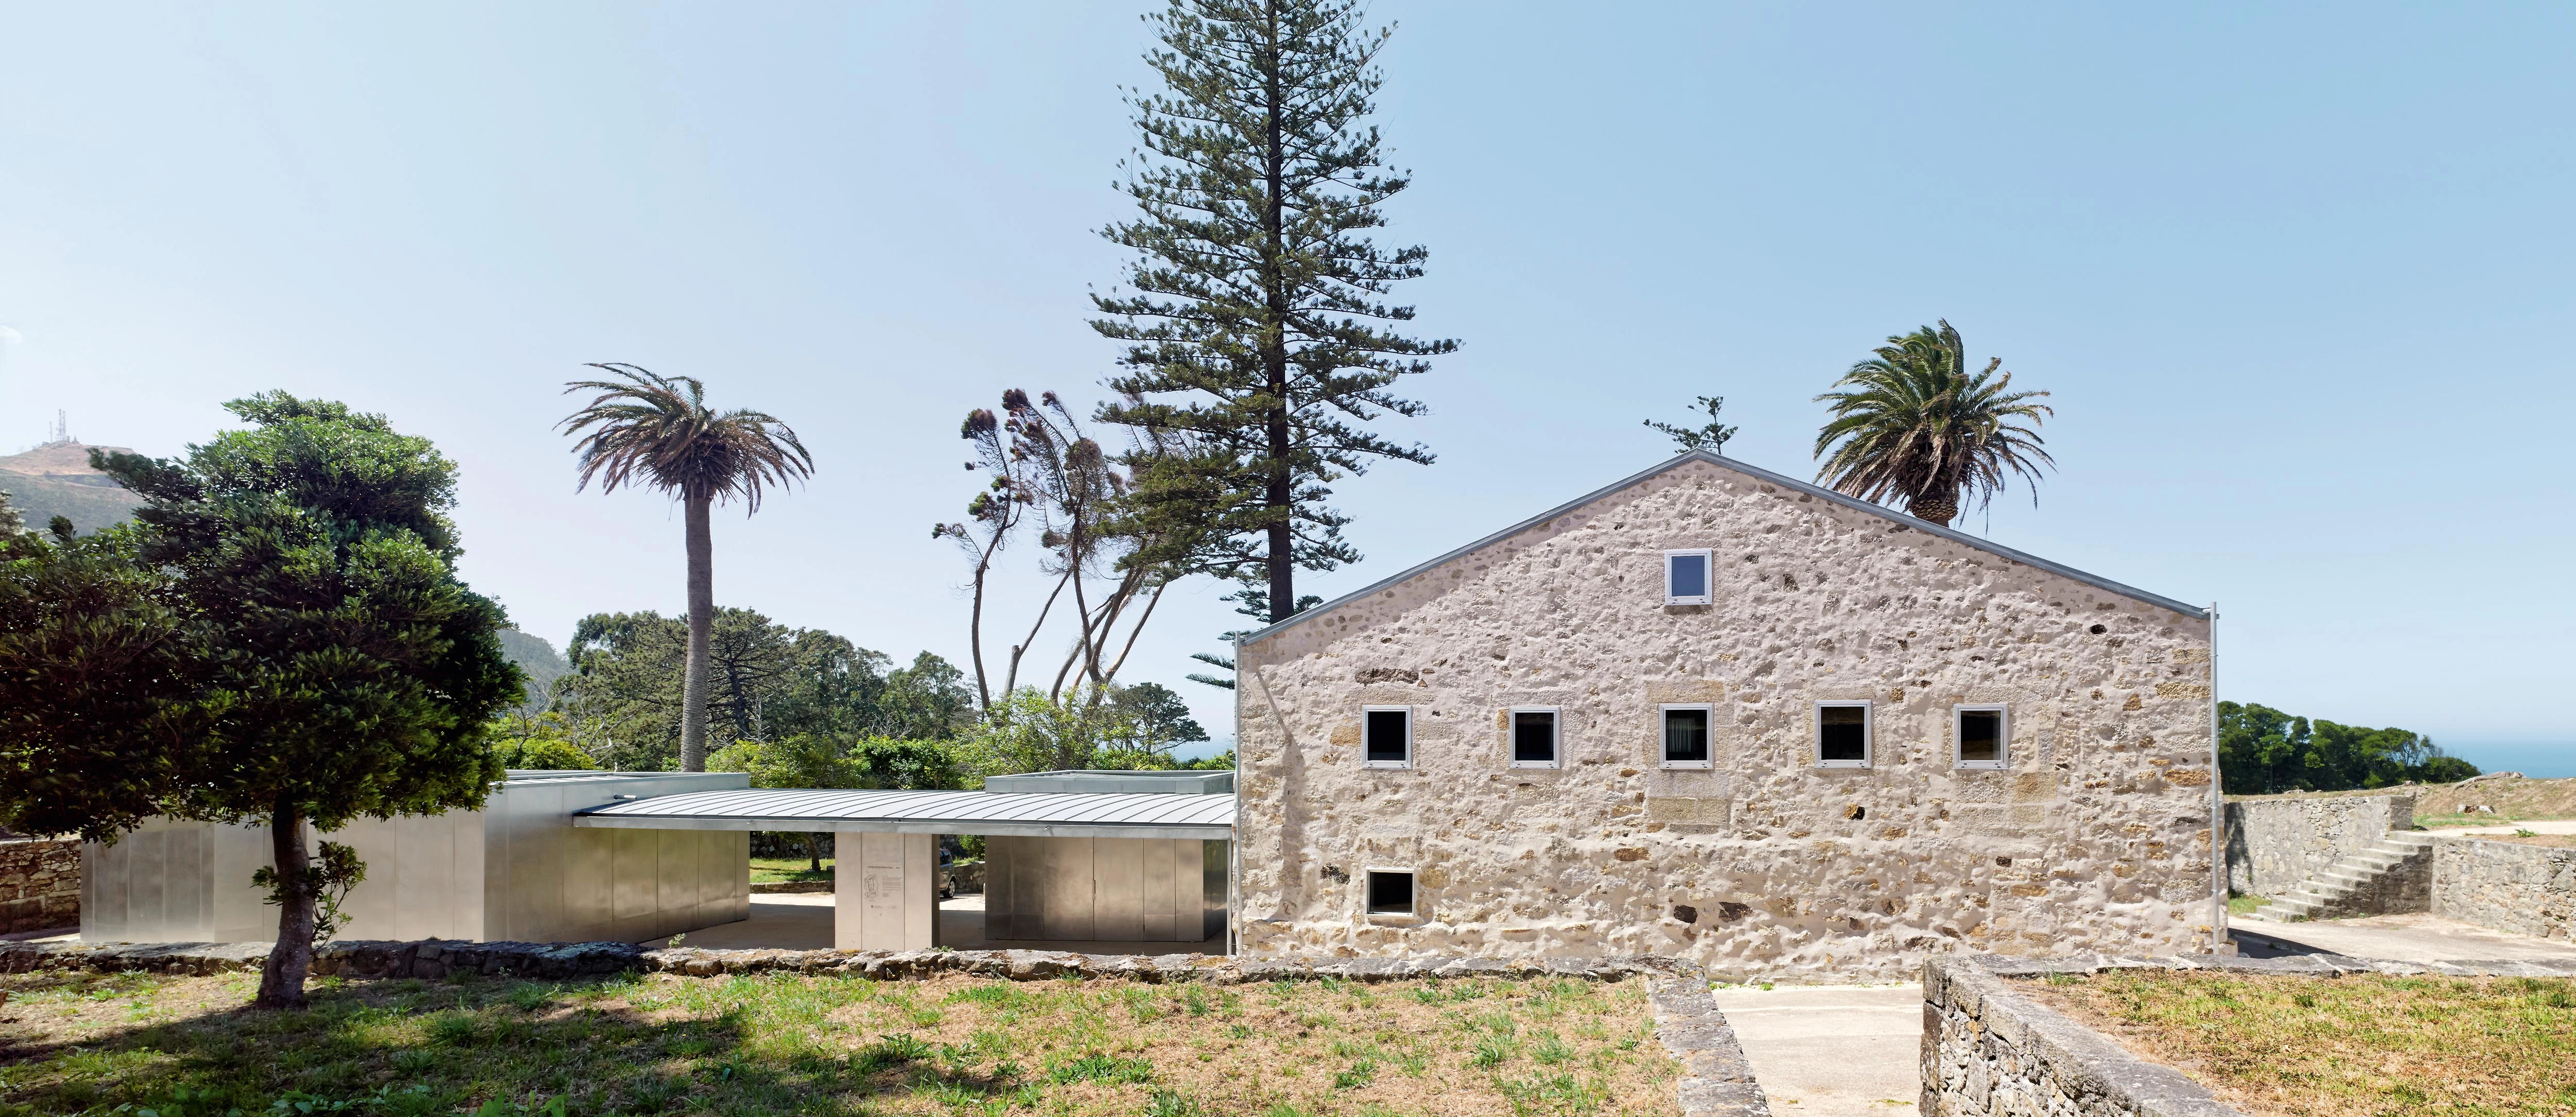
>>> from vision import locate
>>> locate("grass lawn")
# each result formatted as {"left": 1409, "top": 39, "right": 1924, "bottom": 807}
{"left": 2023, "top": 970, "right": 2576, "bottom": 1117}
{"left": 0, "top": 969, "right": 1675, "bottom": 1117}
{"left": 749, "top": 856, "right": 831, "bottom": 884}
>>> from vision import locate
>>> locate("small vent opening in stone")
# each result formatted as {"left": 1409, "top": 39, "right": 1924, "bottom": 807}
{"left": 1366, "top": 870, "right": 1415, "bottom": 916}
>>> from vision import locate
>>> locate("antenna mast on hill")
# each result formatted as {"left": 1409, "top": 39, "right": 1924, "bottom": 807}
{"left": 45, "top": 411, "right": 70, "bottom": 445}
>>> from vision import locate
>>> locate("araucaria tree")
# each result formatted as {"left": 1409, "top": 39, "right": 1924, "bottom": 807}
{"left": 1092, "top": 0, "right": 1455, "bottom": 626}
{"left": 1, "top": 394, "right": 524, "bottom": 1009}
{"left": 560, "top": 364, "right": 812, "bottom": 771}
{"left": 1812, "top": 320, "right": 2053, "bottom": 528}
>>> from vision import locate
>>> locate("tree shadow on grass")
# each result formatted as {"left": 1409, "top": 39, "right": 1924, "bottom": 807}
{"left": 0, "top": 971, "right": 1037, "bottom": 1116}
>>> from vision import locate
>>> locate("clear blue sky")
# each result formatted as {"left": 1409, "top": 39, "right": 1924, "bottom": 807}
{"left": 4, "top": 3, "right": 2570, "bottom": 776}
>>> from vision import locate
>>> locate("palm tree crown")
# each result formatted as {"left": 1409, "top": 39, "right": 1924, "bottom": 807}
{"left": 558, "top": 363, "right": 811, "bottom": 771}
{"left": 1811, "top": 320, "right": 2053, "bottom": 528}
{"left": 558, "top": 363, "right": 813, "bottom": 511}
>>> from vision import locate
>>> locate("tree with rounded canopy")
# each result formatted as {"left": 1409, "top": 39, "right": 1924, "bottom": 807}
{"left": 1, "top": 392, "right": 523, "bottom": 1009}
{"left": 1812, "top": 320, "right": 2054, "bottom": 527}
{"left": 558, "top": 364, "right": 812, "bottom": 772}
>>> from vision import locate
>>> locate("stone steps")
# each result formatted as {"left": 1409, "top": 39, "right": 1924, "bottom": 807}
{"left": 2256, "top": 832, "right": 2435, "bottom": 922}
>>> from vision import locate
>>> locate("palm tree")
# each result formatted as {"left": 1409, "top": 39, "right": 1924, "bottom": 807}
{"left": 559, "top": 364, "right": 812, "bottom": 771}
{"left": 1812, "top": 320, "right": 2053, "bottom": 527}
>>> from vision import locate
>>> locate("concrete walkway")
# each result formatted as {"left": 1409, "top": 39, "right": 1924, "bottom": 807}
{"left": 2233, "top": 912, "right": 2576, "bottom": 963}
{"left": 1707, "top": 984, "right": 1920, "bottom": 1116}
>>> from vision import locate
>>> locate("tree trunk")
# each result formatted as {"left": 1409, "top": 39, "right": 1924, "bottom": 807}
{"left": 255, "top": 802, "right": 315, "bottom": 1010}
{"left": 807, "top": 832, "right": 824, "bottom": 874}
{"left": 681, "top": 492, "right": 714, "bottom": 771}
{"left": 1908, "top": 492, "right": 1959, "bottom": 527}
{"left": 1259, "top": 0, "right": 1295, "bottom": 627}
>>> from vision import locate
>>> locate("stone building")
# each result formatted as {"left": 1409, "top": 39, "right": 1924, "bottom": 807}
{"left": 1230, "top": 450, "right": 2219, "bottom": 980}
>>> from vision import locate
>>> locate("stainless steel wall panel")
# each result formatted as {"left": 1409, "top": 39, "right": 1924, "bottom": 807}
{"left": 835, "top": 832, "right": 931, "bottom": 951}
{"left": 1202, "top": 840, "right": 1229, "bottom": 941}
{"left": 81, "top": 772, "right": 749, "bottom": 946}
{"left": 209, "top": 822, "right": 270, "bottom": 941}
{"left": 1094, "top": 838, "right": 1144, "bottom": 942}
{"left": 1141, "top": 838, "right": 1177, "bottom": 941}
{"left": 985, "top": 836, "right": 1023, "bottom": 940}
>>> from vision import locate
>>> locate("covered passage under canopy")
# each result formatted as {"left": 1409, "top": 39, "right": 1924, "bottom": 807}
{"left": 574, "top": 782, "right": 1236, "bottom": 953}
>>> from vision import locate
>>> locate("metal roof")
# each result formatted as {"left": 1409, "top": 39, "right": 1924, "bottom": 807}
{"left": 1236, "top": 449, "right": 2207, "bottom": 649}
{"left": 571, "top": 788, "right": 1237, "bottom": 840}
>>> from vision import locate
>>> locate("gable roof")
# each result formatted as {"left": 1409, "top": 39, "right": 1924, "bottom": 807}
{"left": 1236, "top": 449, "right": 2207, "bottom": 648}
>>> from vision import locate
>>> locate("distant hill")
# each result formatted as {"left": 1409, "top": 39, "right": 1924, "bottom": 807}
{"left": 498, "top": 629, "right": 572, "bottom": 712}
{"left": 0, "top": 442, "right": 146, "bottom": 535}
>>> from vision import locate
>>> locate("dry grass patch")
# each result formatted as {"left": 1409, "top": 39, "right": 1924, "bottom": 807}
{"left": 2022, "top": 970, "right": 2576, "bottom": 1117}
{"left": 0, "top": 968, "right": 1675, "bottom": 1116}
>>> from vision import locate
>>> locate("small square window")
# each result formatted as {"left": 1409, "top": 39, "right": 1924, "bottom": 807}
{"left": 1817, "top": 701, "right": 1871, "bottom": 768}
{"left": 1365, "top": 870, "right": 1416, "bottom": 916}
{"left": 1660, "top": 704, "right": 1713, "bottom": 769}
{"left": 1363, "top": 706, "right": 1412, "bottom": 768}
{"left": 1955, "top": 705, "right": 2007, "bottom": 769}
{"left": 1664, "top": 549, "right": 1713, "bottom": 605}
{"left": 1511, "top": 707, "right": 1560, "bottom": 768}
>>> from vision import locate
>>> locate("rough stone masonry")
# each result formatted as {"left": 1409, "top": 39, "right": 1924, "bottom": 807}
{"left": 1233, "top": 453, "right": 2218, "bottom": 981}
{"left": 0, "top": 838, "right": 79, "bottom": 936}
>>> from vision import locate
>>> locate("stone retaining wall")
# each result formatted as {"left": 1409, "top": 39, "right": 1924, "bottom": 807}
{"left": 0, "top": 938, "right": 1677, "bottom": 985}
{"left": 1645, "top": 968, "right": 1771, "bottom": 1117}
{"left": 2432, "top": 836, "right": 2575, "bottom": 942}
{"left": 0, "top": 838, "right": 79, "bottom": 935}
{"left": 2223, "top": 793, "right": 2412, "bottom": 897}
{"left": 1922, "top": 952, "right": 2576, "bottom": 1117}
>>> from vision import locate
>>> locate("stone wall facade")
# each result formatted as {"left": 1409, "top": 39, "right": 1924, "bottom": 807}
{"left": 1235, "top": 454, "right": 2219, "bottom": 982}
{"left": 2221, "top": 793, "right": 2413, "bottom": 898}
{"left": 0, "top": 838, "right": 79, "bottom": 935}
{"left": 2432, "top": 836, "right": 2575, "bottom": 941}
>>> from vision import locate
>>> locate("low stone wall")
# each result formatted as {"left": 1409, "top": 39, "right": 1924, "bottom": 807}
{"left": 0, "top": 838, "right": 79, "bottom": 935}
{"left": 2223, "top": 793, "right": 2413, "bottom": 896}
{"left": 2433, "top": 836, "right": 2576, "bottom": 942}
{"left": 1922, "top": 952, "right": 2576, "bottom": 1117}
{"left": 0, "top": 937, "right": 1678, "bottom": 984}
{"left": 1645, "top": 969, "right": 1770, "bottom": 1117}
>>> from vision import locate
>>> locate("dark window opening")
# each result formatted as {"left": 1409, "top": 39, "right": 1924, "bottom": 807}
{"left": 1364, "top": 708, "right": 1411, "bottom": 765}
{"left": 1959, "top": 708, "right": 2004, "bottom": 764}
{"left": 1663, "top": 707, "right": 1710, "bottom": 765}
{"left": 1513, "top": 710, "right": 1557, "bottom": 765}
{"left": 1366, "top": 870, "right": 1415, "bottom": 916}
{"left": 1819, "top": 704, "right": 1868, "bottom": 765}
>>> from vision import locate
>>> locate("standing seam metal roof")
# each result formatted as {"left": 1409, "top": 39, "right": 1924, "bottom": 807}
{"left": 1234, "top": 448, "right": 2207, "bottom": 648}
{"left": 571, "top": 788, "right": 1236, "bottom": 839}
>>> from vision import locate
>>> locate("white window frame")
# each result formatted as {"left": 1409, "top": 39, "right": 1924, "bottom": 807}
{"left": 1953, "top": 704, "right": 2009, "bottom": 770}
{"left": 1658, "top": 703, "right": 1715, "bottom": 770}
{"left": 1663, "top": 549, "right": 1715, "bottom": 605}
{"left": 1363, "top": 867, "right": 1418, "bottom": 917}
{"left": 1814, "top": 700, "right": 1873, "bottom": 769}
{"left": 1509, "top": 706, "right": 1562, "bottom": 769}
{"left": 1362, "top": 705, "right": 1414, "bottom": 769}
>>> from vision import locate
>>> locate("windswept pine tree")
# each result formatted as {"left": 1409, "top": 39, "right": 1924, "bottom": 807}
{"left": 1093, "top": 0, "right": 1454, "bottom": 625}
